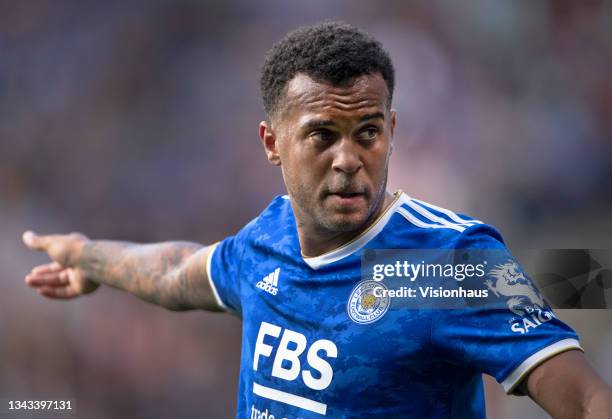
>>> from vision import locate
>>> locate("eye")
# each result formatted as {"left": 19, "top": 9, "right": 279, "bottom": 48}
{"left": 309, "top": 129, "right": 335, "bottom": 142}
{"left": 357, "top": 127, "right": 379, "bottom": 141}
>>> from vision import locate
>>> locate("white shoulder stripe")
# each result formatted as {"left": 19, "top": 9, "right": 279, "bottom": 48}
{"left": 412, "top": 198, "right": 482, "bottom": 225}
{"left": 405, "top": 199, "right": 473, "bottom": 232}
{"left": 396, "top": 206, "right": 466, "bottom": 232}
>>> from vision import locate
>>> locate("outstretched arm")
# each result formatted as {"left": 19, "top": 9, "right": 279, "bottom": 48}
{"left": 23, "top": 231, "right": 222, "bottom": 311}
{"left": 523, "top": 349, "right": 612, "bottom": 418}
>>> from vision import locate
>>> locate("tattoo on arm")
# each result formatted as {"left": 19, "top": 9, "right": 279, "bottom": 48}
{"left": 79, "top": 241, "right": 219, "bottom": 311}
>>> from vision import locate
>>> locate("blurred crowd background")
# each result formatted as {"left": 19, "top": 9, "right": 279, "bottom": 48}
{"left": 1, "top": 1, "right": 611, "bottom": 418}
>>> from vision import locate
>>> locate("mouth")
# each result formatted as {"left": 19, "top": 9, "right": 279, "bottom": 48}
{"left": 326, "top": 191, "right": 367, "bottom": 206}
{"left": 329, "top": 192, "right": 364, "bottom": 198}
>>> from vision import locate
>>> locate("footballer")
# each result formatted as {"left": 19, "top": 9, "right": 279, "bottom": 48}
{"left": 23, "top": 22, "right": 612, "bottom": 418}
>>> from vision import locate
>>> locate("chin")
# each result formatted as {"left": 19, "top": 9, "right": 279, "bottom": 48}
{"left": 321, "top": 212, "right": 369, "bottom": 233}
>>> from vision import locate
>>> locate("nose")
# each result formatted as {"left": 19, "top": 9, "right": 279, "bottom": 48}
{"left": 331, "top": 138, "right": 363, "bottom": 174}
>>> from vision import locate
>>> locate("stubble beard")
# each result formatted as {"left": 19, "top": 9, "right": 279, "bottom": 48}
{"left": 310, "top": 172, "right": 389, "bottom": 235}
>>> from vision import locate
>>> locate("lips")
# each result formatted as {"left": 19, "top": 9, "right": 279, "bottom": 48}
{"left": 330, "top": 192, "right": 364, "bottom": 198}
{"left": 326, "top": 190, "right": 367, "bottom": 207}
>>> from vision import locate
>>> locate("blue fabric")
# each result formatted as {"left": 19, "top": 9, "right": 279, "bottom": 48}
{"left": 209, "top": 194, "right": 579, "bottom": 418}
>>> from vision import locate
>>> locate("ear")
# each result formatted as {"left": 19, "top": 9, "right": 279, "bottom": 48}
{"left": 259, "top": 121, "right": 281, "bottom": 166}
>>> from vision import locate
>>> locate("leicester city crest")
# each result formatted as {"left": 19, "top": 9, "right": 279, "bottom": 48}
{"left": 347, "top": 280, "right": 390, "bottom": 325}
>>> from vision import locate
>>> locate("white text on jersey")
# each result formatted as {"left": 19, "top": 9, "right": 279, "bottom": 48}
{"left": 252, "top": 321, "right": 338, "bottom": 415}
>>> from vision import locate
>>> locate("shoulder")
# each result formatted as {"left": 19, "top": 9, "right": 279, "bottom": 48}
{"left": 255, "top": 194, "right": 293, "bottom": 224}
{"left": 382, "top": 192, "right": 506, "bottom": 249}
{"left": 223, "top": 194, "right": 298, "bottom": 256}
{"left": 228, "top": 194, "right": 290, "bottom": 234}
{"left": 243, "top": 194, "right": 293, "bottom": 235}
{"left": 209, "top": 194, "right": 296, "bottom": 264}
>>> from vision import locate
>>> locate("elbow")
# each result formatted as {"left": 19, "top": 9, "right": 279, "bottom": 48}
{"left": 160, "top": 299, "right": 192, "bottom": 312}
{"left": 164, "top": 304, "right": 191, "bottom": 312}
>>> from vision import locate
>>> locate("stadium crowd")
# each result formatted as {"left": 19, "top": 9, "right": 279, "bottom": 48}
{"left": 1, "top": 1, "right": 610, "bottom": 418}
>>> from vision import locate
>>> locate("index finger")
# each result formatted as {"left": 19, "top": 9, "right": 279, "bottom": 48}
{"left": 22, "top": 231, "right": 52, "bottom": 251}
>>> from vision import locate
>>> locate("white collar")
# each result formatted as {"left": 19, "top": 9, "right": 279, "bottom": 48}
{"left": 302, "top": 191, "right": 406, "bottom": 270}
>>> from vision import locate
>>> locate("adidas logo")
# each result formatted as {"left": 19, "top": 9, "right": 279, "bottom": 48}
{"left": 256, "top": 267, "right": 280, "bottom": 296}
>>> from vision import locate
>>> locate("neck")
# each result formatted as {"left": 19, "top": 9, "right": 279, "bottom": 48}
{"left": 297, "top": 190, "right": 396, "bottom": 257}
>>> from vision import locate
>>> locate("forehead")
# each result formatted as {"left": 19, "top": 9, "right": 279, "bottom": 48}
{"left": 279, "top": 73, "right": 389, "bottom": 124}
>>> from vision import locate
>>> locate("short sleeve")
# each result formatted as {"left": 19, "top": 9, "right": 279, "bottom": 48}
{"left": 431, "top": 224, "right": 582, "bottom": 395}
{"left": 206, "top": 228, "right": 251, "bottom": 315}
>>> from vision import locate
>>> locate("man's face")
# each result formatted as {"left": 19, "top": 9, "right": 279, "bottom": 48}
{"left": 260, "top": 73, "right": 396, "bottom": 235}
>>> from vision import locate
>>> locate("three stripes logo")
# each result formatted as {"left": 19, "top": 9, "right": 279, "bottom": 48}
{"left": 256, "top": 267, "right": 280, "bottom": 295}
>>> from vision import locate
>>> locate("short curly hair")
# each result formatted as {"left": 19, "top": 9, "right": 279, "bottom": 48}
{"left": 260, "top": 21, "right": 395, "bottom": 118}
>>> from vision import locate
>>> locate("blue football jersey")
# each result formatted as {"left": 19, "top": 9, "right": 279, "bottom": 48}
{"left": 206, "top": 191, "right": 581, "bottom": 418}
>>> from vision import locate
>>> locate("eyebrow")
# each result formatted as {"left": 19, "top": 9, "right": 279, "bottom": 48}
{"left": 302, "top": 112, "right": 385, "bottom": 129}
